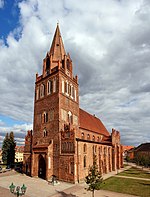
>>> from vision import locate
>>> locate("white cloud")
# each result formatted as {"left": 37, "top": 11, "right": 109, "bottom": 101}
{"left": 0, "top": 0, "right": 4, "bottom": 8}
{"left": 0, "top": 0, "right": 150, "bottom": 146}
{"left": 0, "top": 123, "right": 33, "bottom": 146}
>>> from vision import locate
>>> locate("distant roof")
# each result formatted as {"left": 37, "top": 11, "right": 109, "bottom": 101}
{"left": 79, "top": 108, "right": 110, "bottom": 136}
{"left": 15, "top": 146, "right": 24, "bottom": 152}
{"left": 122, "top": 145, "right": 134, "bottom": 152}
{"left": 135, "top": 143, "right": 150, "bottom": 152}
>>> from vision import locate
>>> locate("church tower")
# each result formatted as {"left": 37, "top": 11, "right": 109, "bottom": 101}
{"left": 31, "top": 24, "right": 79, "bottom": 182}
{"left": 24, "top": 24, "right": 123, "bottom": 184}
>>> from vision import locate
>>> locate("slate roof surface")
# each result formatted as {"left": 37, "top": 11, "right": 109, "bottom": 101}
{"left": 135, "top": 143, "right": 150, "bottom": 152}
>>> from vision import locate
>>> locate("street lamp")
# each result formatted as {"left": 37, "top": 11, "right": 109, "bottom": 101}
{"left": 9, "top": 183, "right": 27, "bottom": 197}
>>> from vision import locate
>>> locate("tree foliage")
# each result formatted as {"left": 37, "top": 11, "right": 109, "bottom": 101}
{"left": 2, "top": 132, "right": 16, "bottom": 167}
{"left": 85, "top": 155, "right": 103, "bottom": 197}
{"left": 135, "top": 153, "right": 150, "bottom": 167}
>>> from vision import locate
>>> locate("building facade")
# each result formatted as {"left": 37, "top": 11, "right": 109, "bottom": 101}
{"left": 23, "top": 24, "right": 123, "bottom": 183}
{"left": 15, "top": 146, "right": 24, "bottom": 163}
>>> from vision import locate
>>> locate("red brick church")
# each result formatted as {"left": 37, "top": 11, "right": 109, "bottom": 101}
{"left": 23, "top": 24, "right": 123, "bottom": 183}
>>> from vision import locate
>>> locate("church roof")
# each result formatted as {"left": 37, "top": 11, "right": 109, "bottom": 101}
{"left": 49, "top": 23, "right": 66, "bottom": 61}
{"left": 79, "top": 108, "right": 110, "bottom": 136}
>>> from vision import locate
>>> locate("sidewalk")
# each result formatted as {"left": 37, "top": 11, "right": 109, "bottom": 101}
{"left": 0, "top": 166, "right": 138, "bottom": 197}
{"left": 115, "top": 175, "right": 150, "bottom": 181}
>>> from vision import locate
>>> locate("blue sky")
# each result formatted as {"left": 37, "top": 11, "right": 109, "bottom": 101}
{"left": 0, "top": 0, "right": 150, "bottom": 148}
{"left": 0, "top": 0, "right": 30, "bottom": 146}
{"left": 0, "top": 1, "right": 21, "bottom": 41}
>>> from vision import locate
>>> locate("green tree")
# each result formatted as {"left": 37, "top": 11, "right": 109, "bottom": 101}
{"left": 2, "top": 132, "right": 16, "bottom": 167}
{"left": 2, "top": 133, "right": 9, "bottom": 164}
{"left": 85, "top": 155, "right": 103, "bottom": 197}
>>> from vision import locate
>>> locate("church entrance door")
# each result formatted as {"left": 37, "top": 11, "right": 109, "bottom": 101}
{"left": 38, "top": 154, "right": 46, "bottom": 179}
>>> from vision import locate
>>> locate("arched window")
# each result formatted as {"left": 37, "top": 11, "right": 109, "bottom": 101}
{"left": 81, "top": 132, "right": 84, "bottom": 139}
{"left": 87, "top": 134, "right": 90, "bottom": 140}
{"left": 40, "top": 84, "right": 45, "bottom": 98}
{"left": 46, "top": 58, "right": 50, "bottom": 70}
{"left": 53, "top": 77, "right": 56, "bottom": 93}
{"left": 74, "top": 89, "right": 77, "bottom": 101}
{"left": 84, "top": 155, "right": 86, "bottom": 168}
{"left": 83, "top": 144, "right": 87, "bottom": 153}
{"left": 47, "top": 80, "right": 53, "bottom": 94}
{"left": 93, "top": 135, "right": 95, "bottom": 141}
{"left": 68, "top": 111, "right": 73, "bottom": 123}
{"left": 46, "top": 58, "right": 50, "bottom": 75}
{"left": 67, "top": 59, "right": 70, "bottom": 70}
{"left": 97, "top": 136, "right": 100, "bottom": 142}
{"left": 36, "top": 87, "right": 39, "bottom": 100}
{"left": 43, "top": 128, "right": 47, "bottom": 137}
{"left": 43, "top": 112, "right": 48, "bottom": 123}
{"left": 62, "top": 79, "right": 65, "bottom": 93}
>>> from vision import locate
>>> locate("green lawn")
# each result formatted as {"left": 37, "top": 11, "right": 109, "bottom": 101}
{"left": 101, "top": 177, "right": 150, "bottom": 197}
{"left": 118, "top": 167, "right": 150, "bottom": 179}
{"left": 123, "top": 163, "right": 129, "bottom": 167}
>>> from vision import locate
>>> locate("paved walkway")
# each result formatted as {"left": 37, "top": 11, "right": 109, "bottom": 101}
{"left": 115, "top": 175, "right": 150, "bottom": 181}
{"left": 0, "top": 171, "right": 138, "bottom": 197}
{"left": 0, "top": 165, "right": 148, "bottom": 197}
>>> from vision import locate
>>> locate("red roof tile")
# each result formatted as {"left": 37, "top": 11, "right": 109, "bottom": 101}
{"left": 79, "top": 108, "right": 110, "bottom": 136}
{"left": 15, "top": 146, "right": 24, "bottom": 152}
{"left": 122, "top": 145, "right": 134, "bottom": 152}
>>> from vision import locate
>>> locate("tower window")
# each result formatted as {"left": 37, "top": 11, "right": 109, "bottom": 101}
{"left": 67, "top": 59, "right": 70, "bottom": 70}
{"left": 36, "top": 87, "right": 39, "bottom": 100}
{"left": 53, "top": 77, "right": 56, "bottom": 93}
{"left": 46, "top": 58, "right": 50, "bottom": 70}
{"left": 62, "top": 80, "right": 65, "bottom": 93}
{"left": 40, "top": 84, "right": 45, "bottom": 98}
{"left": 47, "top": 80, "right": 53, "bottom": 94}
{"left": 68, "top": 111, "right": 73, "bottom": 124}
{"left": 43, "top": 112, "right": 48, "bottom": 123}
{"left": 74, "top": 89, "right": 77, "bottom": 101}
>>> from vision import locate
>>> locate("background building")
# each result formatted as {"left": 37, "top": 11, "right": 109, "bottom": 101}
{"left": 15, "top": 146, "right": 24, "bottom": 163}
{"left": 23, "top": 24, "right": 123, "bottom": 183}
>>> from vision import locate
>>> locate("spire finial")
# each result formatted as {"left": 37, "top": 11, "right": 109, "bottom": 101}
{"left": 49, "top": 22, "right": 66, "bottom": 60}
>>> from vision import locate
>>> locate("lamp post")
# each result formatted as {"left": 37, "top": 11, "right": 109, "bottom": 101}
{"left": 9, "top": 183, "right": 27, "bottom": 197}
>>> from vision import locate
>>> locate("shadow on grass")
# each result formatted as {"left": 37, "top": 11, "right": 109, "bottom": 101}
{"left": 139, "top": 182, "right": 150, "bottom": 186}
{"left": 55, "top": 190, "right": 78, "bottom": 197}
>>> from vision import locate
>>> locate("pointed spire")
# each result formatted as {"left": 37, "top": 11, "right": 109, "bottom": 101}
{"left": 49, "top": 23, "right": 66, "bottom": 61}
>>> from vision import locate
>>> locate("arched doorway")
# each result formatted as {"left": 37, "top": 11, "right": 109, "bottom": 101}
{"left": 38, "top": 154, "right": 46, "bottom": 179}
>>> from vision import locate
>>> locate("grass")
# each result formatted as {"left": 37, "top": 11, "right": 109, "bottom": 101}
{"left": 123, "top": 163, "right": 129, "bottom": 167}
{"left": 118, "top": 167, "right": 150, "bottom": 179}
{"left": 101, "top": 177, "right": 150, "bottom": 197}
